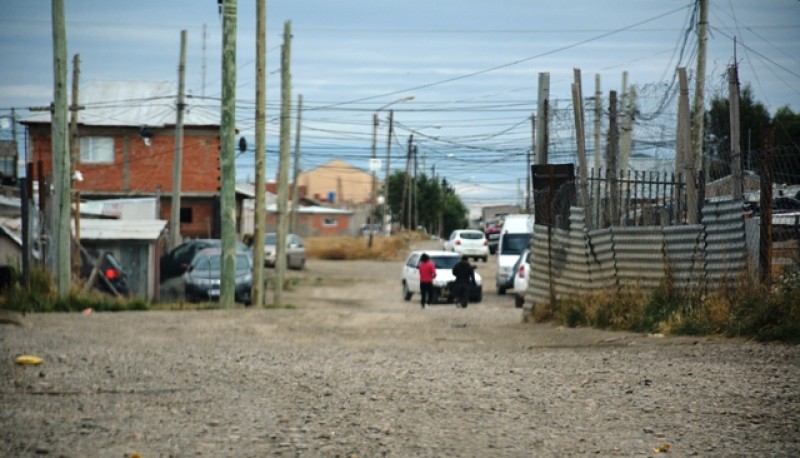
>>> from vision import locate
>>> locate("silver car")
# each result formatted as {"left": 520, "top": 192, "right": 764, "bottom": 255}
{"left": 263, "top": 233, "right": 306, "bottom": 270}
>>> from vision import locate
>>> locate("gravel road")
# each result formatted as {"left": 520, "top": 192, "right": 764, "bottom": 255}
{"left": 1, "top": 239, "right": 798, "bottom": 457}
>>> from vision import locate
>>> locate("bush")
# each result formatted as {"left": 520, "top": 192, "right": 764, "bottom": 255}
{"left": 305, "top": 235, "right": 410, "bottom": 261}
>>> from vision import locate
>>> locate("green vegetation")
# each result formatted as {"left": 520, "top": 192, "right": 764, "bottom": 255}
{"left": 529, "top": 265, "right": 800, "bottom": 343}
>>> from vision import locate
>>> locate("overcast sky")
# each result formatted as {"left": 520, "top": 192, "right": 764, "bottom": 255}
{"left": 1, "top": 1, "right": 798, "bottom": 211}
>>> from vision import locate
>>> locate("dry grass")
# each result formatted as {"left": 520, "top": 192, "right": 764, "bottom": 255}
{"left": 305, "top": 232, "right": 428, "bottom": 261}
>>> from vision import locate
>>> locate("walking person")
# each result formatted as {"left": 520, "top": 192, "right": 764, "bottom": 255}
{"left": 418, "top": 253, "right": 436, "bottom": 308}
{"left": 452, "top": 255, "right": 476, "bottom": 308}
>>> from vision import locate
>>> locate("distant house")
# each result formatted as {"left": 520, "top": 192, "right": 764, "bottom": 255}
{"left": 21, "top": 80, "right": 248, "bottom": 240}
{"left": 297, "top": 159, "right": 376, "bottom": 204}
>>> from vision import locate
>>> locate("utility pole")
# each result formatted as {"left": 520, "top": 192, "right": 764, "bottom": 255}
{"left": 69, "top": 53, "right": 81, "bottom": 274}
{"left": 692, "top": 0, "right": 709, "bottom": 177}
{"left": 170, "top": 30, "right": 187, "bottom": 250}
{"left": 535, "top": 72, "right": 550, "bottom": 165}
{"left": 678, "top": 67, "right": 698, "bottom": 224}
{"left": 368, "top": 112, "right": 378, "bottom": 248}
{"left": 252, "top": 0, "right": 267, "bottom": 308}
{"left": 572, "top": 68, "right": 590, "bottom": 224}
{"left": 593, "top": 74, "right": 602, "bottom": 229}
{"left": 219, "top": 0, "right": 238, "bottom": 308}
{"left": 382, "top": 109, "right": 394, "bottom": 234}
{"left": 413, "top": 144, "right": 418, "bottom": 230}
{"left": 607, "top": 91, "right": 619, "bottom": 227}
{"left": 729, "top": 65, "right": 743, "bottom": 200}
{"left": 52, "top": 0, "right": 70, "bottom": 298}
{"left": 527, "top": 114, "right": 534, "bottom": 212}
{"left": 400, "top": 134, "right": 412, "bottom": 231}
{"left": 274, "top": 20, "right": 292, "bottom": 307}
{"left": 291, "top": 94, "right": 303, "bottom": 234}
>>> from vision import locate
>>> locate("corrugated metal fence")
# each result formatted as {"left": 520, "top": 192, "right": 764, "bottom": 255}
{"left": 526, "top": 198, "right": 747, "bottom": 308}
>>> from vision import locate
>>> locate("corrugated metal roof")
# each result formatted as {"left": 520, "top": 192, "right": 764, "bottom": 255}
{"left": 77, "top": 219, "right": 167, "bottom": 241}
{"left": 24, "top": 80, "right": 219, "bottom": 128}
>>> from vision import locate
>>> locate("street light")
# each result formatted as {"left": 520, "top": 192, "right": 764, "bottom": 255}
{"left": 370, "top": 95, "right": 414, "bottom": 247}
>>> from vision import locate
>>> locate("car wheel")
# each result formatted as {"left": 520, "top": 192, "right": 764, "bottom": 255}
{"left": 403, "top": 282, "right": 412, "bottom": 301}
{"left": 498, "top": 285, "right": 507, "bottom": 295}
{"left": 489, "top": 247, "right": 496, "bottom": 255}
{"left": 482, "top": 256, "right": 488, "bottom": 263}
{"left": 473, "top": 289, "right": 483, "bottom": 303}
{"left": 515, "top": 294, "right": 524, "bottom": 308}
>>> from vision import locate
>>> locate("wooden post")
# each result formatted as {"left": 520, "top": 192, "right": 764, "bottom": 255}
{"left": 572, "top": 68, "right": 590, "bottom": 226}
{"left": 607, "top": 91, "right": 619, "bottom": 227}
{"left": 274, "top": 21, "right": 292, "bottom": 307}
{"left": 729, "top": 65, "right": 743, "bottom": 200}
{"left": 170, "top": 30, "right": 188, "bottom": 250}
{"left": 252, "top": 0, "right": 267, "bottom": 307}
{"left": 219, "top": 0, "right": 238, "bottom": 308}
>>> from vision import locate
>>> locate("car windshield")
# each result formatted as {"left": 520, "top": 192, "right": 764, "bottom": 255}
{"left": 501, "top": 234, "right": 531, "bottom": 255}
{"left": 431, "top": 256, "right": 459, "bottom": 269}
{"left": 460, "top": 232, "right": 483, "bottom": 240}
{"left": 264, "top": 234, "right": 277, "bottom": 245}
{"left": 193, "top": 253, "right": 250, "bottom": 270}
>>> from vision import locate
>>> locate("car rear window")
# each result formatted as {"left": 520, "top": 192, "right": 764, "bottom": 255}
{"left": 460, "top": 232, "right": 484, "bottom": 240}
{"left": 432, "top": 256, "right": 459, "bottom": 269}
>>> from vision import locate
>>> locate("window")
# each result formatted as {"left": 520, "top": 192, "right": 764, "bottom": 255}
{"left": 180, "top": 207, "right": 193, "bottom": 223}
{"left": 323, "top": 218, "right": 337, "bottom": 226}
{"left": 79, "top": 136, "right": 114, "bottom": 164}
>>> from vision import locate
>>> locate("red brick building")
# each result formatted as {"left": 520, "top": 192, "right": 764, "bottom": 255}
{"left": 22, "top": 81, "right": 241, "bottom": 240}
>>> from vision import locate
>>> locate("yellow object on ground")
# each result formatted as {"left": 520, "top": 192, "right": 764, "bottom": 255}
{"left": 15, "top": 355, "right": 44, "bottom": 365}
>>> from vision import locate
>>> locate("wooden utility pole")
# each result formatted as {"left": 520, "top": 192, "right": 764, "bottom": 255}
{"left": 527, "top": 114, "right": 534, "bottom": 212}
{"left": 368, "top": 112, "right": 378, "bottom": 247}
{"left": 382, "top": 109, "right": 394, "bottom": 234}
{"left": 729, "top": 65, "right": 743, "bottom": 200}
{"left": 252, "top": 0, "right": 267, "bottom": 308}
{"left": 619, "top": 71, "right": 635, "bottom": 172}
{"left": 692, "top": 0, "right": 709, "bottom": 175}
{"left": 69, "top": 53, "right": 81, "bottom": 274}
{"left": 290, "top": 94, "right": 303, "bottom": 234}
{"left": 572, "top": 69, "right": 590, "bottom": 223}
{"left": 170, "top": 30, "right": 187, "bottom": 250}
{"left": 607, "top": 91, "right": 619, "bottom": 227}
{"left": 678, "top": 68, "right": 699, "bottom": 224}
{"left": 412, "top": 144, "right": 418, "bottom": 230}
{"left": 219, "top": 0, "right": 238, "bottom": 308}
{"left": 274, "top": 20, "right": 292, "bottom": 307}
{"left": 535, "top": 72, "right": 550, "bottom": 165}
{"left": 593, "top": 74, "right": 602, "bottom": 228}
{"left": 52, "top": 0, "right": 70, "bottom": 298}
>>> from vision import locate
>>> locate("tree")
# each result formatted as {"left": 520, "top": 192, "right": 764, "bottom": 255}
{"left": 771, "top": 106, "right": 800, "bottom": 184}
{"left": 704, "top": 84, "right": 770, "bottom": 180}
{"left": 384, "top": 171, "right": 468, "bottom": 234}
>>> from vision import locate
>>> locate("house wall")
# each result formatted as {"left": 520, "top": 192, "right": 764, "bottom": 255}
{"left": 27, "top": 125, "right": 220, "bottom": 194}
{"left": 265, "top": 212, "right": 352, "bottom": 237}
{"left": 159, "top": 197, "right": 218, "bottom": 240}
{"left": 298, "top": 160, "right": 374, "bottom": 204}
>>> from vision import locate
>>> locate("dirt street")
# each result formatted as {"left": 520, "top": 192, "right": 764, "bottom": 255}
{"left": 1, "top": 239, "right": 798, "bottom": 457}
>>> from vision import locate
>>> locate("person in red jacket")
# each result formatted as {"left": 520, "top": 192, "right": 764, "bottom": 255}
{"left": 417, "top": 253, "right": 437, "bottom": 308}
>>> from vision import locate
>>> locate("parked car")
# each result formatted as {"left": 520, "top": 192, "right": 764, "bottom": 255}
{"left": 484, "top": 218, "right": 503, "bottom": 255}
{"left": 360, "top": 223, "right": 382, "bottom": 236}
{"left": 160, "top": 239, "right": 249, "bottom": 282}
{"left": 80, "top": 250, "right": 130, "bottom": 296}
{"left": 263, "top": 233, "right": 306, "bottom": 269}
{"left": 512, "top": 249, "right": 530, "bottom": 308}
{"left": 495, "top": 214, "right": 533, "bottom": 295}
{"left": 443, "top": 229, "right": 489, "bottom": 262}
{"left": 401, "top": 250, "right": 482, "bottom": 304}
{"left": 184, "top": 247, "right": 253, "bottom": 305}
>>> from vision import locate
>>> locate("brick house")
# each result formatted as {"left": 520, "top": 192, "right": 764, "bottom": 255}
{"left": 22, "top": 80, "right": 245, "bottom": 240}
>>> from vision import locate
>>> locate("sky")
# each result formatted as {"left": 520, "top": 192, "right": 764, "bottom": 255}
{"left": 1, "top": 0, "right": 799, "bottom": 215}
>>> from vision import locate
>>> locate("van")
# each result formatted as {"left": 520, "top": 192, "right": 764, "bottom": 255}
{"left": 495, "top": 214, "right": 534, "bottom": 295}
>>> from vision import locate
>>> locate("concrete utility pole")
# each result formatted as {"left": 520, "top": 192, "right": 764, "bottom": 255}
{"left": 535, "top": 72, "right": 550, "bottom": 165}
{"left": 729, "top": 65, "right": 743, "bottom": 200}
{"left": 51, "top": 0, "right": 70, "bottom": 298}
{"left": 678, "top": 67, "right": 698, "bottom": 224}
{"left": 252, "top": 0, "right": 267, "bottom": 308}
{"left": 274, "top": 20, "right": 292, "bottom": 307}
{"left": 607, "top": 91, "right": 619, "bottom": 227}
{"left": 619, "top": 71, "right": 635, "bottom": 172}
{"left": 219, "top": 0, "right": 238, "bottom": 308}
{"left": 368, "top": 112, "right": 378, "bottom": 248}
{"left": 692, "top": 0, "right": 709, "bottom": 175}
{"left": 382, "top": 109, "right": 394, "bottom": 235}
{"left": 69, "top": 53, "right": 81, "bottom": 274}
{"left": 170, "top": 30, "right": 187, "bottom": 250}
{"left": 528, "top": 114, "right": 534, "bottom": 212}
{"left": 400, "top": 134, "right": 412, "bottom": 231}
{"left": 290, "top": 94, "right": 303, "bottom": 234}
{"left": 593, "top": 74, "right": 602, "bottom": 229}
{"left": 572, "top": 68, "right": 590, "bottom": 224}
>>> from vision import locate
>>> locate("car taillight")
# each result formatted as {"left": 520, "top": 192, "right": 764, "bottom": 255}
{"left": 104, "top": 268, "right": 121, "bottom": 280}
{"left": 455, "top": 240, "right": 461, "bottom": 245}
{"left": 483, "top": 240, "right": 488, "bottom": 246}
{"left": 517, "top": 265, "right": 525, "bottom": 278}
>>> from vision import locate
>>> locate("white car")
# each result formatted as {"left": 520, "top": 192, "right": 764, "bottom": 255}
{"left": 512, "top": 249, "right": 530, "bottom": 308}
{"left": 402, "top": 250, "right": 483, "bottom": 304}
{"left": 263, "top": 233, "right": 306, "bottom": 270}
{"left": 443, "top": 229, "right": 489, "bottom": 262}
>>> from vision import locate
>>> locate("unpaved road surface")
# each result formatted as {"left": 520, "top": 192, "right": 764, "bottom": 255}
{"left": 1, "top": 240, "right": 798, "bottom": 457}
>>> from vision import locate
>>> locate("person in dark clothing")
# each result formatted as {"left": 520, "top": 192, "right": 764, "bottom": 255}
{"left": 417, "top": 253, "right": 437, "bottom": 308}
{"left": 451, "top": 255, "right": 476, "bottom": 308}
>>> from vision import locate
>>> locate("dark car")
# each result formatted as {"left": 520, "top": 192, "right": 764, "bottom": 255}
{"left": 484, "top": 218, "right": 503, "bottom": 255}
{"left": 160, "top": 239, "right": 249, "bottom": 283}
{"left": 184, "top": 247, "right": 253, "bottom": 305}
{"left": 80, "top": 250, "right": 129, "bottom": 296}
